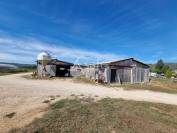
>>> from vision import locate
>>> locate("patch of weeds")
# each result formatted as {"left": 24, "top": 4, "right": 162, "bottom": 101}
{"left": 43, "top": 100, "right": 50, "bottom": 103}
{"left": 79, "top": 94, "right": 85, "bottom": 96}
{"left": 5, "top": 112, "right": 16, "bottom": 118}
{"left": 70, "top": 94, "right": 76, "bottom": 96}
{"left": 79, "top": 105, "right": 90, "bottom": 115}
{"left": 74, "top": 76, "right": 96, "bottom": 84}
{"left": 49, "top": 95, "right": 55, "bottom": 98}
{"left": 50, "top": 98, "right": 55, "bottom": 101}
{"left": 82, "top": 97, "right": 95, "bottom": 103}
{"left": 56, "top": 95, "right": 60, "bottom": 97}
{"left": 51, "top": 100, "right": 65, "bottom": 110}
{"left": 94, "top": 95, "right": 99, "bottom": 97}
{"left": 49, "top": 96, "right": 55, "bottom": 101}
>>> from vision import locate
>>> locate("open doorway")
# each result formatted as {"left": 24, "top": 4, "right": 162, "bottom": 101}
{"left": 111, "top": 69, "right": 116, "bottom": 83}
{"left": 56, "top": 65, "right": 70, "bottom": 77}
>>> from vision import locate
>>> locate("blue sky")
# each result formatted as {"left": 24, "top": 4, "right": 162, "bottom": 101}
{"left": 0, "top": 0, "right": 177, "bottom": 64}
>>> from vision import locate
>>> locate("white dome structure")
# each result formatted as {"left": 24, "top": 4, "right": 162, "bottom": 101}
{"left": 37, "top": 52, "right": 52, "bottom": 61}
{"left": 37, "top": 52, "right": 52, "bottom": 66}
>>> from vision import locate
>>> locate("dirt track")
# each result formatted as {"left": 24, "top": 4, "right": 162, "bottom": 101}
{"left": 1, "top": 73, "right": 177, "bottom": 132}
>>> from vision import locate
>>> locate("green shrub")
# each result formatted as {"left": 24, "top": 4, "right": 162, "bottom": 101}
{"left": 165, "top": 69, "right": 173, "bottom": 79}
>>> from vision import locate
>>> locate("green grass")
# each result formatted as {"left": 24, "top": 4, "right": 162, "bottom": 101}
{"left": 9, "top": 98, "right": 177, "bottom": 133}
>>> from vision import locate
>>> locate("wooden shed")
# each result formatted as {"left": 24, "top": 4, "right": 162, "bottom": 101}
{"left": 83, "top": 58, "right": 150, "bottom": 84}
{"left": 37, "top": 59, "right": 73, "bottom": 77}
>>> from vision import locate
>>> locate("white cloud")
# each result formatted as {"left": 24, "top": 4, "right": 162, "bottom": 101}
{"left": 0, "top": 52, "right": 35, "bottom": 63}
{"left": 0, "top": 36, "right": 127, "bottom": 64}
{"left": 0, "top": 53, "right": 14, "bottom": 60}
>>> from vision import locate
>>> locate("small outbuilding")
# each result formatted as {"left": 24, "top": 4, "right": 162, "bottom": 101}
{"left": 37, "top": 52, "right": 73, "bottom": 77}
{"left": 83, "top": 58, "right": 150, "bottom": 84}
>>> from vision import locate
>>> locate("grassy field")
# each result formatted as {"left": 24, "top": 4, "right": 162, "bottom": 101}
{"left": 10, "top": 98, "right": 177, "bottom": 133}
{"left": 74, "top": 76, "right": 177, "bottom": 94}
{"left": 0, "top": 66, "right": 36, "bottom": 76}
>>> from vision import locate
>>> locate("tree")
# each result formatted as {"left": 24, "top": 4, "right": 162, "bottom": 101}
{"left": 153, "top": 59, "right": 173, "bottom": 78}
{"left": 155, "top": 59, "right": 164, "bottom": 73}
{"left": 162, "top": 65, "right": 170, "bottom": 74}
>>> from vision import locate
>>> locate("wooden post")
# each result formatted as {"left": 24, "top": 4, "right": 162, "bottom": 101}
{"left": 131, "top": 68, "right": 133, "bottom": 84}
{"left": 37, "top": 61, "right": 38, "bottom": 77}
{"left": 68, "top": 68, "right": 70, "bottom": 77}
{"left": 117, "top": 70, "right": 121, "bottom": 84}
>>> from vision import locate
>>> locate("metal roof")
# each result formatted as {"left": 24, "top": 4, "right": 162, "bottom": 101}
{"left": 87, "top": 58, "right": 149, "bottom": 68}
{"left": 48, "top": 59, "right": 73, "bottom": 66}
{"left": 104, "top": 58, "right": 149, "bottom": 67}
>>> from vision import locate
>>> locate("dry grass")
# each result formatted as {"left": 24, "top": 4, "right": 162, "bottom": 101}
{"left": 73, "top": 76, "right": 97, "bottom": 84}
{"left": 22, "top": 74, "right": 54, "bottom": 80}
{"left": 0, "top": 67, "right": 35, "bottom": 76}
{"left": 118, "top": 78, "right": 177, "bottom": 94}
{"left": 79, "top": 94, "right": 85, "bottom": 96}
{"left": 10, "top": 98, "right": 177, "bottom": 133}
{"left": 74, "top": 76, "right": 177, "bottom": 94}
{"left": 0, "top": 73, "right": 11, "bottom": 76}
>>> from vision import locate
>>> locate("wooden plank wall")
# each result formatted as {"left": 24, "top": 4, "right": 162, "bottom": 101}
{"left": 132, "top": 67, "right": 149, "bottom": 83}
{"left": 82, "top": 64, "right": 149, "bottom": 84}
{"left": 116, "top": 68, "right": 131, "bottom": 83}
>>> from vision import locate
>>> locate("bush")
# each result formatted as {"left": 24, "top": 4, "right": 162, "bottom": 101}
{"left": 31, "top": 71, "right": 37, "bottom": 77}
{"left": 165, "top": 69, "right": 173, "bottom": 79}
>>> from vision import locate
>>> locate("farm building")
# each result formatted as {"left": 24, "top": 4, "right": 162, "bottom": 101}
{"left": 37, "top": 52, "right": 73, "bottom": 77}
{"left": 80, "top": 58, "right": 150, "bottom": 84}
{"left": 36, "top": 52, "right": 149, "bottom": 84}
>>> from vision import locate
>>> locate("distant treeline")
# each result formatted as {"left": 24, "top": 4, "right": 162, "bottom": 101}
{"left": 149, "top": 63, "right": 177, "bottom": 71}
